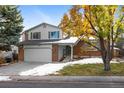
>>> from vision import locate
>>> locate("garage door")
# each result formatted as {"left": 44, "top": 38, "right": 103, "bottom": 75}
{"left": 24, "top": 48, "right": 52, "bottom": 62}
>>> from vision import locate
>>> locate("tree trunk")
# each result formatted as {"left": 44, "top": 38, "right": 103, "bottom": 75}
{"left": 104, "top": 60, "right": 111, "bottom": 71}
{"left": 101, "top": 51, "right": 111, "bottom": 71}
{"left": 99, "top": 36, "right": 111, "bottom": 71}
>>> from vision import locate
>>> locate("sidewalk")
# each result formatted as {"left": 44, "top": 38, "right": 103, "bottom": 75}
{"left": 9, "top": 76, "right": 124, "bottom": 83}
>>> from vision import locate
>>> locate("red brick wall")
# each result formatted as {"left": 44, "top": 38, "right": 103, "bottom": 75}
{"left": 18, "top": 47, "right": 24, "bottom": 62}
{"left": 73, "top": 41, "right": 101, "bottom": 58}
{"left": 52, "top": 44, "right": 58, "bottom": 62}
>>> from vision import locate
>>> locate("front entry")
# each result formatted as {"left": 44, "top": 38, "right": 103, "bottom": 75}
{"left": 61, "top": 45, "right": 71, "bottom": 62}
{"left": 65, "top": 46, "right": 71, "bottom": 56}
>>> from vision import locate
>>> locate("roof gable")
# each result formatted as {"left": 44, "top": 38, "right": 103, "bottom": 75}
{"left": 25, "top": 22, "right": 59, "bottom": 32}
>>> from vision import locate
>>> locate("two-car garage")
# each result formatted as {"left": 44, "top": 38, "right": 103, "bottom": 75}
{"left": 18, "top": 43, "right": 60, "bottom": 63}
{"left": 18, "top": 37, "right": 78, "bottom": 63}
{"left": 24, "top": 45, "right": 52, "bottom": 62}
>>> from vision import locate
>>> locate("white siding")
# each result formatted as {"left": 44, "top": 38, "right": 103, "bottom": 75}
{"left": 58, "top": 46, "right": 65, "bottom": 61}
{"left": 28, "top": 24, "right": 62, "bottom": 40}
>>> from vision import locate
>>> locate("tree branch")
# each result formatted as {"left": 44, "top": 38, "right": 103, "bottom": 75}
{"left": 83, "top": 39, "right": 101, "bottom": 51}
{"left": 110, "top": 25, "right": 114, "bottom": 60}
{"left": 84, "top": 14, "right": 98, "bottom": 34}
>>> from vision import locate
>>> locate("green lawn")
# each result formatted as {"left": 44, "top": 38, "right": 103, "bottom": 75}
{"left": 57, "top": 63, "right": 124, "bottom": 76}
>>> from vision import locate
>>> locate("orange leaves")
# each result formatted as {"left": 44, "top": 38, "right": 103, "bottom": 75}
{"left": 60, "top": 5, "right": 95, "bottom": 37}
{"left": 60, "top": 5, "right": 122, "bottom": 41}
{"left": 59, "top": 14, "right": 70, "bottom": 35}
{"left": 60, "top": 5, "right": 83, "bottom": 36}
{"left": 82, "top": 5, "right": 91, "bottom": 11}
{"left": 59, "top": 14, "right": 69, "bottom": 27}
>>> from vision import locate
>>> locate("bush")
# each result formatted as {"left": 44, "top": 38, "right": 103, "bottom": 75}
{"left": 0, "top": 57, "right": 6, "bottom": 64}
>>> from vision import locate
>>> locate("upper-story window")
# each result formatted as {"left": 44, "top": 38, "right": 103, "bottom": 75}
{"left": 31, "top": 32, "right": 41, "bottom": 40}
{"left": 48, "top": 31, "right": 59, "bottom": 39}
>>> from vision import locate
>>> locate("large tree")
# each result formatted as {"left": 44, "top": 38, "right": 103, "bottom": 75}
{"left": 0, "top": 5, "right": 23, "bottom": 45}
{"left": 59, "top": 5, "right": 124, "bottom": 71}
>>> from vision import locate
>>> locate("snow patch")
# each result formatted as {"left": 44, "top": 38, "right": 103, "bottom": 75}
{"left": 0, "top": 76, "right": 11, "bottom": 81}
{"left": 19, "top": 58, "right": 117, "bottom": 76}
{"left": 43, "top": 37, "right": 78, "bottom": 44}
{"left": 55, "top": 37, "right": 78, "bottom": 44}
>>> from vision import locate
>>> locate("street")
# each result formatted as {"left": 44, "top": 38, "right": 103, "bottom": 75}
{"left": 1, "top": 81, "right": 124, "bottom": 88}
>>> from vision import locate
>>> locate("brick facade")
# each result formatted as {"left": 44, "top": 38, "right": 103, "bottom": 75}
{"left": 52, "top": 44, "right": 58, "bottom": 62}
{"left": 18, "top": 40, "right": 119, "bottom": 62}
{"left": 18, "top": 46, "right": 24, "bottom": 62}
{"left": 73, "top": 41, "right": 101, "bottom": 58}
{"left": 73, "top": 40, "right": 120, "bottom": 58}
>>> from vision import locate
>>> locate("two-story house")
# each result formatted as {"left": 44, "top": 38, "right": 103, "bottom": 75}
{"left": 18, "top": 23, "right": 102, "bottom": 63}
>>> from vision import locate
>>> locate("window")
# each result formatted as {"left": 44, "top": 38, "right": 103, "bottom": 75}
{"left": 48, "top": 31, "right": 59, "bottom": 39}
{"left": 31, "top": 32, "right": 41, "bottom": 39}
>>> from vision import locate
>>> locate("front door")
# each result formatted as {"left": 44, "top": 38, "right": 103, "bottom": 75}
{"left": 66, "top": 46, "right": 71, "bottom": 56}
{"left": 63, "top": 46, "right": 71, "bottom": 57}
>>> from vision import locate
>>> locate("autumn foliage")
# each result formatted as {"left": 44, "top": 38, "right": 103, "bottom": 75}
{"left": 60, "top": 5, "right": 124, "bottom": 71}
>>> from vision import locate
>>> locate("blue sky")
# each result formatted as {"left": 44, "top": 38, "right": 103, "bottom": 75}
{"left": 19, "top": 5, "right": 72, "bottom": 30}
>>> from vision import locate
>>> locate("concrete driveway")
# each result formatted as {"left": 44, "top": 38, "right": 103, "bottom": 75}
{"left": 0, "top": 62, "right": 47, "bottom": 76}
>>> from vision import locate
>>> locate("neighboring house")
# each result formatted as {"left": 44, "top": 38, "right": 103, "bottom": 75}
{"left": 117, "top": 33, "right": 124, "bottom": 48}
{"left": 18, "top": 22, "right": 118, "bottom": 63}
{"left": 121, "top": 33, "right": 124, "bottom": 49}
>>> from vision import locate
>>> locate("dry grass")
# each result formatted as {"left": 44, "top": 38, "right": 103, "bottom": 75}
{"left": 57, "top": 63, "right": 124, "bottom": 76}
